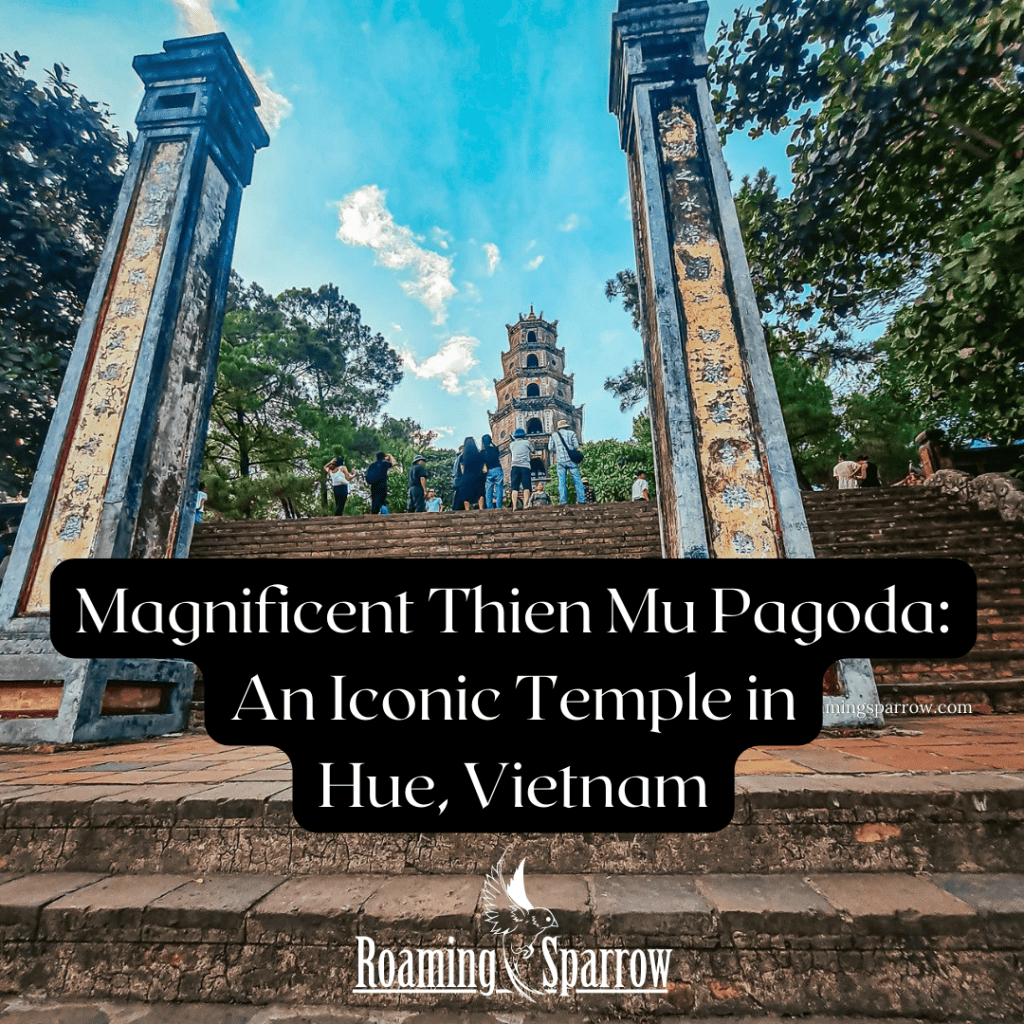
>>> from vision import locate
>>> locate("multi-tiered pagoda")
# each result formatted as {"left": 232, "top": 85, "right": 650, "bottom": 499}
{"left": 487, "top": 307, "right": 584, "bottom": 485}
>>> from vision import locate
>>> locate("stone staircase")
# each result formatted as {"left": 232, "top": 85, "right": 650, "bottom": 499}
{"left": 190, "top": 486, "right": 1024, "bottom": 714}
{"left": 803, "top": 487, "right": 1024, "bottom": 714}
{"left": 1, "top": 771, "right": 1022, "bottom": 1018}
{"left": 189, "top": 500, "right": 663, "bottom": 560}
{"left": 1, "top": 489, "right": 1022, "bottom": 1019}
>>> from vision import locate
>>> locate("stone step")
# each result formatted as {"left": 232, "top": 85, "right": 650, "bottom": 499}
{"left": 190, "top": 503, "right": 664, "bottom": 560}
{"left": 187, "top": 491, "right": 1024, "bottom": 713}
{"left": 0, "top": 868, "right": 1021, "bottom": 1017}
{"left": 3, "top": 774, "right": 1023, "bottom": 878}
{"left": 875, "top": 677, "right": 1024, "bottom": 714}
{"left": 815, "top": 528, "right": 1015, "bottom": 552}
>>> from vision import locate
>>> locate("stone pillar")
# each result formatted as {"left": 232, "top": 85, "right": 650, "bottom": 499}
{"left": 0, "top": 33, "right": 268, "bottom": 743}
{"left": 610, "top": 1, "right": 879, "bottom": 723}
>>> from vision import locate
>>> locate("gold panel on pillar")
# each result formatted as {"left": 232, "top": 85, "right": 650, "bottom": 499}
{"left": 22, "top": 140, "right": 187, "bottom": 614}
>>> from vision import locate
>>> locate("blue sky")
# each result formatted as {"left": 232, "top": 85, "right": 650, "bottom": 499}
{"left": 5, "top": 0, "right": 785, "bottom": 448}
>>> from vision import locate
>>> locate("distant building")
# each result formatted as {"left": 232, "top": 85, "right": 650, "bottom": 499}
{"left": 487, "top": 307, "right": 584, "bottom": 485}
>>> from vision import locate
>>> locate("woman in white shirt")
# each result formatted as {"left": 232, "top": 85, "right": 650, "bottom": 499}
{"left": 324, "top": 455, "right": 353, "bottom": 515}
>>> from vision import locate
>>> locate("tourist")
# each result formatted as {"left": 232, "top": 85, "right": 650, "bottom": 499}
{"left": 894, "top": 468, "right": 924, "bottom": 487}
{"left": 549, "top": 419, "right": 586, "bottom": 505}
{"left": 582, "top": 478, "right": 596, "bottom": 504}
{"left": 0, "top": 522, "right": 17, "bottom": 583}
{"left": 407, "top": 454, "right": 428, "bottom": 512}
{"left": 632, "top": 470, "right": 649, "bottom": 501}
{"left": 481, "top": 433, "right": 504, "bottom": 509}
{"left": 856, "top": 455, "right": 882, "bottom": 488}
{"left": 194, "top": 486, "right": 207, "bottom": 523}
{"left": 324, "top": 454, "right": 352, "bottom": 515}
{"left": 451, "top": 444, "right": 464, "bottom": 495}
{"left": 530, "top": 482, "right": 552, "bottom": 506}
{"left": 915, "top": 429, "right": 953, "bottom": 479}
{"left": 454, "top": 437, "right": 485, "bottom": 510}
{"left": 366, "top": 452, "right": 397, "bottom": 514}
{"left": 832, "top": 454, "right": 860, "bottom": 490}
{"left": 425, "top": 489, "right": 442, "bottom": 512}
{"left": 509, "top": 428, "right": 533, "bottom": 510}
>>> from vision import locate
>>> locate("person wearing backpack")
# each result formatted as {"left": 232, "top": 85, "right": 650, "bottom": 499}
{"left": 366, "top": 452, "right": 397, "bottom": 514}
{"left": 549, "top": 419, "right": 586, "bottom": 506}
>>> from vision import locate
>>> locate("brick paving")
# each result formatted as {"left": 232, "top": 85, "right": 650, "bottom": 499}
{"left": 1, "top": 714, "right": 1021, "bottom": 786}
{"left": 0, "top": 716, "right": 1021, "bottom": 1020}
{"left": 0, "top": 1006, "right": 966, "bottom": 1024}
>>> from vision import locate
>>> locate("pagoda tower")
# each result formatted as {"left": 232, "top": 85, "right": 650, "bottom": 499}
{"left": 488, "top": 307, "right": 584, "bottom": 484}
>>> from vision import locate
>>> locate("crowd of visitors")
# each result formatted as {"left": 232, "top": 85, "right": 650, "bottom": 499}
{"left": 834, "top": 429, "right": 954, "bottom": 491}
{"left": 319, "top": 421, "right": 651, "bottom": 516}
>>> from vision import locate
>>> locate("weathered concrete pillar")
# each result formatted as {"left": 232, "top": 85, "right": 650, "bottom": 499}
{"left": 0, "top": 33, "right": 268, "bottom": 743}
{"left": 610, "top": 1, "right": 879, "bottom": 723}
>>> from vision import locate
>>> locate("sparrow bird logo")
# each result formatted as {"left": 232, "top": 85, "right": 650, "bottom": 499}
{"left": 482, "top": 852, "right": 557, "bottom": 1001}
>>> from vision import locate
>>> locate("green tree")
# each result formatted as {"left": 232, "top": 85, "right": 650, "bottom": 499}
{"left": 203, "top": 278, "right": 404, "bottom": 519}
{"left": 0, "top": 52, "right": 125, "bottom": 495}
{"left": 603, "top": 265, "right": 844, "bottom": 486}
{"left": 838, "top": 365, "right": 923, "bottom": 486}
{"left": 276, "top": 285, "right": 404, "bottom": 424}
{"left": 708, "top": 0, "right": 1024, "bottom": 440}
{"left": 560, "top": 417, "right": 655, "bottom": 504}
{"left": 770, "top": 354, "right": 843, "bottom": 488}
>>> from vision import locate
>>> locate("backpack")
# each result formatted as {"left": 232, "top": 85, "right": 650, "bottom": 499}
{"left": 558, "top": 429, "right": 584, "bottom": 465}
{"left": 365, "top": 460, "right": 386, "bottom": 485}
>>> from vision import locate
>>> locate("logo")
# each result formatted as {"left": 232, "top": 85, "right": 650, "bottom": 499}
{"left": 353, "top": 853, "right": 672, "bottom": 1003}
{"left": 482, "top": 852, "right": 558, "bottom": 1000}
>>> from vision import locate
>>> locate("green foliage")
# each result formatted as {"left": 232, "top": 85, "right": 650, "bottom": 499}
{"left": 838, "top": 365, "right": 923, "bottom": 485}
{"left": 709, "top": 0, "right": 1024, "bottom": 438}
{"left": 603, "top": 359, "right": 648, "bottom": 414}
{"left": 882, "top": 161, "right": 1024, "bottom": 442}
{"left": 0, "top": 52, "right": 125, "bottom": 495}
{"left": 566, "top": 417, "right": 656, "bottom": 503}
{"left": 770, "top": 354, "right": 843, "bottom": 488}
{"left": 203, "top": 276, "right": 404, "bottom": 519}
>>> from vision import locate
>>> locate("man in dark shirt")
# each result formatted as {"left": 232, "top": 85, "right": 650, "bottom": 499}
{"left": 407, "top": 454, "right": 428, "bottom": 512}
{"left": 367, "top": 452, "right": 397, "bottom": 514}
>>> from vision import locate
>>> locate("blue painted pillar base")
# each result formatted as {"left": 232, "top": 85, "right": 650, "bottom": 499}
{"left": 0, "top": 634, "right": 194, "bottom": 744}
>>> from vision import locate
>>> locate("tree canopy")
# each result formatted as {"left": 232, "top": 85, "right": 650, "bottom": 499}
{"left": 0, "top": 52, "right": 125, "bottom": 496}
{"left": 202, "top": 276, "right": 406, "bottom": 519}
{"left": 708, "top": 0, "right": 1024, "bottom": 442}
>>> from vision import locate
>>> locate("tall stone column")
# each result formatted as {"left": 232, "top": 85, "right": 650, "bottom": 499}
{"left": 610, "top": 1, "right": 879, "bottom": 723}
{"left": 0, "top": 33, "right": 268, "bottom": 743}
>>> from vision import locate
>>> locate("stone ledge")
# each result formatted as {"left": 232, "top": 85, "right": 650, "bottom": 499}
{"left": 2, "top": 777, "right": 1024, "bottom": 876}
{"left": 1, "top": 871, "right": 1023, "bottom": 1017}
{"left": 2, "top": 870, "right": 1022, "bottom": 946}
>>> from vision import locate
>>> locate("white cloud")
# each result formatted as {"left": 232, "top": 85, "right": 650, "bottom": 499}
{"left": 526, "top": 239, "right": 538, "bottom": 251}
{"left": 401, "top": 335, "right": 482, "bottom": 395}
{"left": 525, "top": 255, "right": 545, "bottom": 271}
{"left": 391, "top": 323, "right": 403, "bottom": 332}
{"left": 465, "top": 379, "right": 494, "bottom": 402}
{"left": 431, "top": 226, "right": 453, "bottom": 250}
{"left": 483, "top": 242, "right": 500, "bottom": 275}
{"left": 166, "top": 0, "right": 292, "bottom": 135}
{"left": 335, "top": 185, "right": 457, "bottom": 325}
{"left": 559, "top": 214, "right": 581, "bottom": 232}
{"left": 461, "top": 281, "right": 482, "bottom": 303}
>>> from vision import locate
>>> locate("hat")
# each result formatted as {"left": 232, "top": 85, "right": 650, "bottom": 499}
{"left": 513, "top": 428, "right": 526, "bottom": 437}
{"left": 413, "top": 454, "right": 426, "bottom": 463}
{"left": 557, "top": 419, "right": 569, "bottom": 428}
